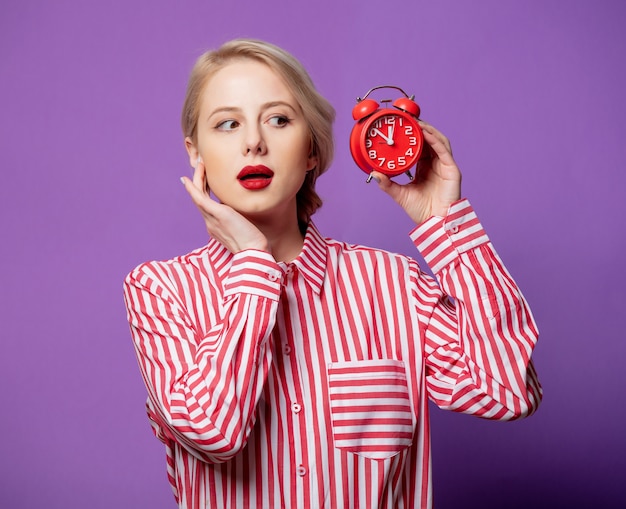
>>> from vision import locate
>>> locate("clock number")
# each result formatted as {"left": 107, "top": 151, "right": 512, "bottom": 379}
{"left": 398, "top": 156, "right": 406, "bottom": 166}
{"left": 387, "top": 160, "right": 396, "bottom": 170}
{"left": 385, "top": 116, "right": 395, "bottom": 125}
{"left": 369, "top": 150, "right": 377, "bottom": 159}
{"left": 365, "top": 139, "right": 373, "bottom": 148}
{"left": 405, "top": 148, "right": 414, "bottom": 156}
{"left": 409, "top": 137, "right": 417, "bottom": 146}
{"left": 374, "top": 119, "right": 383, "bottom": 129}
{"left": 378, "top": 157, "right": 386, "bottom": 166}
{"left": 405, "top": 126, "right": 413, "bottom": 135}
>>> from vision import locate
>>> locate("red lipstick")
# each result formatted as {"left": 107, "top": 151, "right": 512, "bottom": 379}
{"left": 237, "top": 165, "right": 274, "bottom": 190}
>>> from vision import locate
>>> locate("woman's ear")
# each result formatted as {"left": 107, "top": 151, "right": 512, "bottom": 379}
{"left": 185, "top": 137, "right": 200, "bottom": 168}
{"left": 307, "top": 145, "right": 318, "bottom": 172}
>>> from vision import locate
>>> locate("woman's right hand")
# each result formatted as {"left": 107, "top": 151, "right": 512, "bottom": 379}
{"left": 180, "top": 161, "right": 269, "bottom": 254}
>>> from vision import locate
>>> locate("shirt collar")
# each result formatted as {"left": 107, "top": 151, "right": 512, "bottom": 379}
{"left": 207, "top": 222, "right": 327, "bottom": 295}
{"left": 290, "top": 222, "right": 327, "bottom": 294}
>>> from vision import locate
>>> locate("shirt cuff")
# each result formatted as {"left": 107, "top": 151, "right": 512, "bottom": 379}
{"left": 409, "top": 199, "right": 490, "bottom": 274}
{"left": 222, "top": 250, "right": 283, "bottom": 301}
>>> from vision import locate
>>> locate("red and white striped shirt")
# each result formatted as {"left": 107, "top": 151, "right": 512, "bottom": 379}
{"left": 123, "top": 199, "right": 541, "bottom": 509}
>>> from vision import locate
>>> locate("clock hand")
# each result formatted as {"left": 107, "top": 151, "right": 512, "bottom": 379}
{"left": 372, "top": 128, "right": 393, "bottom": 145}
{"left": 387, "top": 125, "right": 394, "bottom": 145}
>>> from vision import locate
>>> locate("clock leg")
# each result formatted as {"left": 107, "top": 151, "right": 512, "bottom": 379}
{"left": 405, "top": 171, "right": 414, "bottom": 181}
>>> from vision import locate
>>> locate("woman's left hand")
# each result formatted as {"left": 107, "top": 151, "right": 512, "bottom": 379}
{"left": 370, "top": 120, "right": 462, "bottom": 225}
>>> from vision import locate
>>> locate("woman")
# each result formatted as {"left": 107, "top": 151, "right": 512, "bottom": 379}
{"left": 123, "top": 38, "right": 541, "bottom": 509}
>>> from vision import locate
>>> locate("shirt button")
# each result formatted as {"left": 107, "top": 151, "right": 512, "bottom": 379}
{"left": 267, "top": 270, "right": 279, "bottom": 282}
{"left": 286, "top": 266, "right": 294, "bottom": 275}
{"left": 291, "top": 402, "right": 302, "bottom": 413}
{"left": 449, "top": 225, "right": 459, "bottom": 234}
{"left": 283, "top": 345, "right": 292, "bottom": 355}
{"left": 296, "top": 465, "right": 307, "bottom": 476}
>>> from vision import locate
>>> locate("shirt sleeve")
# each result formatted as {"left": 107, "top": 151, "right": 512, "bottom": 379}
{"left": 123, "top": 249, "right": 282, "bottom": 463}
{"left": 409, "top": 199, "right": 542, "bottom": 420}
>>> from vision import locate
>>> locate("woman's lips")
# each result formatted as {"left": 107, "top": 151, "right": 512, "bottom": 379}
{"left": 237, "top": 165, "right": 274, "bottom": 190}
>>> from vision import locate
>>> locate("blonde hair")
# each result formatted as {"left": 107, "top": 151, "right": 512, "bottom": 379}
{"left": 181, "top": 39, "right": 335, "bottom": 229}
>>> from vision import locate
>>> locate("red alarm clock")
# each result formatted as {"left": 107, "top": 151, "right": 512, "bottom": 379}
{"left": 349, "top": 85, "right": 424, "bottom": 180}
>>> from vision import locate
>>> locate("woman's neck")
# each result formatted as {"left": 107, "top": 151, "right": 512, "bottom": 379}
{"left": 251, "top": 213, "right": 305, "bottom": 263}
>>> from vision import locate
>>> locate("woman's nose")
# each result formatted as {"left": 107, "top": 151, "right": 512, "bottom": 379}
{"left": 243, "top": 125, "right": 267, "bottom": 155}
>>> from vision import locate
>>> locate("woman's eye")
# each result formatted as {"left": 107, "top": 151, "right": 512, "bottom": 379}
{"left": 267, "top": 115, "right": 290, "bottom": 127}
{"left": 216, "top": 119, "right": 239, "bottom": 131}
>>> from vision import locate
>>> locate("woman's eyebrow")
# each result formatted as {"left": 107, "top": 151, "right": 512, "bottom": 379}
{"left": 261, "top": 101, "right": 298, "bottom": 113}
{"left": 206, "top": 101, "right": 298, "bottom": 120}
{"left": 206, "top": 106, "right": 241, "bottom": 119}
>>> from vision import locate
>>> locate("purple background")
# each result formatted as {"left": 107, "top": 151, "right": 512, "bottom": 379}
{"left": 1, "top": 0, "right": 625, "bottom": 507}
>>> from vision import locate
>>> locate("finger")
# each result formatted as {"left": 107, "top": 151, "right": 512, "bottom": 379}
{"left": 419, "top": 121, "right": 452, "bottom": 154}
{"left": 419, "top": 124, "right": 454, "bottom": 164}
{"left": 192, "top": 161, "right": 205, "bottom": 191}
{"left": 418, "top": 119, "right": 445, "bottom": 141}
{"left": 196, "top": 160, "right": 212, "bottom": 194}
{"left": 370, "top": 171, "right": 404, "bottom": 202}
{"left": 181, "top": 174, "right": 217, "bottom": 214}
{"left": 180, "top": 175, "right": 203, "bottom": 203}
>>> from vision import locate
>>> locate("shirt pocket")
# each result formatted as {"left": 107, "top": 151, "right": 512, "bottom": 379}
{"left": 327, "top": 359, "right": 414, "bottom": 460}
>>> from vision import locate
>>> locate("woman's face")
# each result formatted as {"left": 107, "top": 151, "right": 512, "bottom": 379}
{"left": 186, "top": 59, "right": 316, "bottom": 223}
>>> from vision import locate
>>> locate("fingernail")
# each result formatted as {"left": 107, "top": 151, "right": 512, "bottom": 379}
{"left": 180, "top": 177, "right": 185, "bottom": 185}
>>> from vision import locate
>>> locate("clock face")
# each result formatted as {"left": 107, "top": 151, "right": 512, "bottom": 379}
{"left": 361, "top": 112, "right": 423, "bottom": 175}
